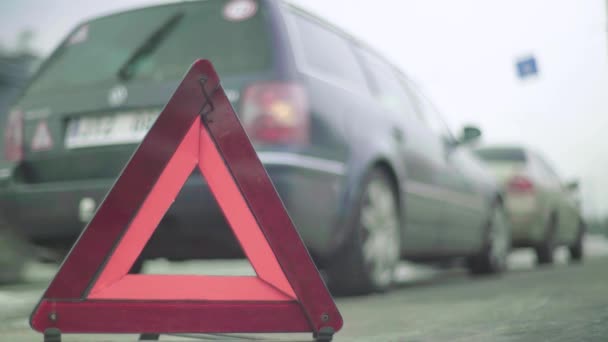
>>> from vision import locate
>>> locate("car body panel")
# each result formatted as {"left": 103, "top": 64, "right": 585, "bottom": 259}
{"left": 438, "top": 147, "right": 492, "bottom": 251}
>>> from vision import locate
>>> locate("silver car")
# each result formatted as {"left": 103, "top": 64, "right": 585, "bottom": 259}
{"left": 475, "top": 146, "right": 585, "bottom": 264}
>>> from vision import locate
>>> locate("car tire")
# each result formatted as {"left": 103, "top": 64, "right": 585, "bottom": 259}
{"left": 535, "top": 214, "right": 557, "bottom": 265}
{"left": 568, "top": 220, "right": 585, "bottom": 263}
{"left": 467, "top": 202, "right": 511, "bottom": 275}
{"left": 326, "top": 167, "right": 401, "bottom": 296}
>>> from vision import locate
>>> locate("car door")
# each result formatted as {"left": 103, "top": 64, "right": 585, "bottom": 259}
{"left": 444, "top": 148, "right": 491, "bottom": 248}
{"left": 354, "top": 48, "right": 442, "bottom": 253}
{"left": 405, "top": 84, "right": 485, "bottom": 251}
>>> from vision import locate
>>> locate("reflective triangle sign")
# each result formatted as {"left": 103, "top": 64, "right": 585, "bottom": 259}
{"left": 31, "top": 120, "right": 53, "bottom": 151}
{"left": 30, "top": 60, "right": 342, "bottom": 340}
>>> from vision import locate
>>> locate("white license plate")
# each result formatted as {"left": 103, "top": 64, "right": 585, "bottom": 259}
{"left": 65, "top": 111, "right": 159, "bottom": 149}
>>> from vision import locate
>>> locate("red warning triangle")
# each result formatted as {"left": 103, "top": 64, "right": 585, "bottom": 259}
{"left": 31, "top": 120, "right": 53, "bottom": 151}
{"left": 30, "top": 60, "right": 342, "bottom": 339}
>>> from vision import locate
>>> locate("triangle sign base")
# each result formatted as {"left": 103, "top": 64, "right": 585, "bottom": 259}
{"left": 34, "top": 300, "right": 311, "bottom": 333}
{"left": 30, "top": 60, "right": 342, "bottom": 340}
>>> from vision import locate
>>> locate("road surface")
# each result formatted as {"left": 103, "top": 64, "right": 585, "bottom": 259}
{"left": 1, "top": 235, "right": 607, "bottom": 341}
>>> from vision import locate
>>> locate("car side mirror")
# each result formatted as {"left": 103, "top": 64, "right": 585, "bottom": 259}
{"left": 459, "top": 125, "right": 482, "bottom": 144}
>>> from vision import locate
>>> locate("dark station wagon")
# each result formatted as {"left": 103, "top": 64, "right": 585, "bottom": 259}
{"left": 0, "top": 0, "right": 508, "bottom": 294}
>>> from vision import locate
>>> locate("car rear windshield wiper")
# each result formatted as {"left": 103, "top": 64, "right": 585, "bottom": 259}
{"left": 117, "top": 12, "right": 184, "bottom": 81}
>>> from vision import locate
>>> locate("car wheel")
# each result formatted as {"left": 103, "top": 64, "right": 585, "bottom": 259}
{"left": 467, "top": 203, "right": 511, "bottom": 275}
{"left": 535, "top": 214, "right": 557, "bottom": 265}
{"left": 568, "top": 220, "right": 585, "bottom": 263}
{"left": 327, "top": 168, "right": 401, "bottom": 295}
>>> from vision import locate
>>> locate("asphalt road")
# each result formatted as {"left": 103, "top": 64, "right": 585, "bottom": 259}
{"left": 1, "top": 235, "right": 608, "bottom": 342}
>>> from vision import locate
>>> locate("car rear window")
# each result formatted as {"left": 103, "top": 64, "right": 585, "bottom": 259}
{"left": 475, "top": 148, "right": 527, "bottom": 162}
{"left": 24, "top": 0, "right": 272, "bottom": 96}
{"left": 288, "top": 12, "right": 368, "bottom": 93}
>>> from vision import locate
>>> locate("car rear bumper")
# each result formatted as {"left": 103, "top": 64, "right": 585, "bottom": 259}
{"left": 0, "top": 152, "right": 346, "bottom": 263}
{"left": 507, "top": 210, "right": 548, "bottom": 247}
{"left": 503, "top": 193, "right": 545, "bottom": 245}
{"left": 509, "top": 215, "right": 544, "bottom": 246}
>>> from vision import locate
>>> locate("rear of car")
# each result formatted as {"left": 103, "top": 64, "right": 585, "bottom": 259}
{"left": 475, "top": 146, "right": 583, "bottom": 262}
{"left": 0, "top": 0, "right": 342, "bottom": 262}
{"left": 474, "top": 147, "right": 548, "bottom": 243}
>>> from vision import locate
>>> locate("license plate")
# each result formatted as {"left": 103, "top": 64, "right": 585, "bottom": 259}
{"left": 65, "top": 110, "right": 159, "bottom": 149}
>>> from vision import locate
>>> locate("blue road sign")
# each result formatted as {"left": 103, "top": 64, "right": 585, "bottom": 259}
{"left": 516, "top": 56, "right": 538, "bottom": 79}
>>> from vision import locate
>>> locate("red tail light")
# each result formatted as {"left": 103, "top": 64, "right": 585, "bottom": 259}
{"left": 240, "top": 82, "right": 309, "bottom": 145}
{"left": 507, "top": 175, "right": 534, "bottom": 192}
{"left": 4, "top": 109, "right": 23, "bottom": 162}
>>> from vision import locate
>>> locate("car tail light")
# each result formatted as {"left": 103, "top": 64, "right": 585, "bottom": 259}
{"left": 4, "top": 109, "right": 23, "bottom": 162}
{"left": 507, "top": 175, "right": 534, "bottom": 192}
{"left": 240, "top": 82, "right": 309, "bottom": 145}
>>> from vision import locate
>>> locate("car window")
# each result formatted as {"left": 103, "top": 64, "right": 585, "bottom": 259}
{"left": 535, "top": 153, "right": 561, "bottom": 182}
{"left": 23, "top": 1, "right": 273, "bottom": 96}
{"left": 475, "top": 148, "right": 527, "bottom": 163}
{"left": 541, "top": 157, "right": 559, "bottom": 178}
{"left": 533, "top": 155, "right": 552, "bottom": 182}
{"left": 406, "top": 81, "right": 454, "bottom": 140}
{"left": 355, "top": 47, "right": 419, "bottom": 120}
{"left": 287, "top": 12, "right": 368, "bottom": 92}
{"left": 526, "top": 153, "right": 554, "bottom": 186}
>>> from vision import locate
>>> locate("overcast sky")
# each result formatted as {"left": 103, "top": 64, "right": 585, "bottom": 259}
{"left": 1, "top": 0, "right": 607, "bottom": 216}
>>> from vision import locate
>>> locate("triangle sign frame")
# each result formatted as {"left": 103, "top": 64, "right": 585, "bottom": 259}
{"left": 30, "top": 60, "right": 342, "bottom": 339}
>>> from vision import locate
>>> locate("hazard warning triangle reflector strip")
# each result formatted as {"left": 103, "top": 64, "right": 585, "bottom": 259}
{"left": 31, "top": 120, "right": 53, "bottom": 151}
{"left": 30, "top": 60, "right": 342, "bottom": 339}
